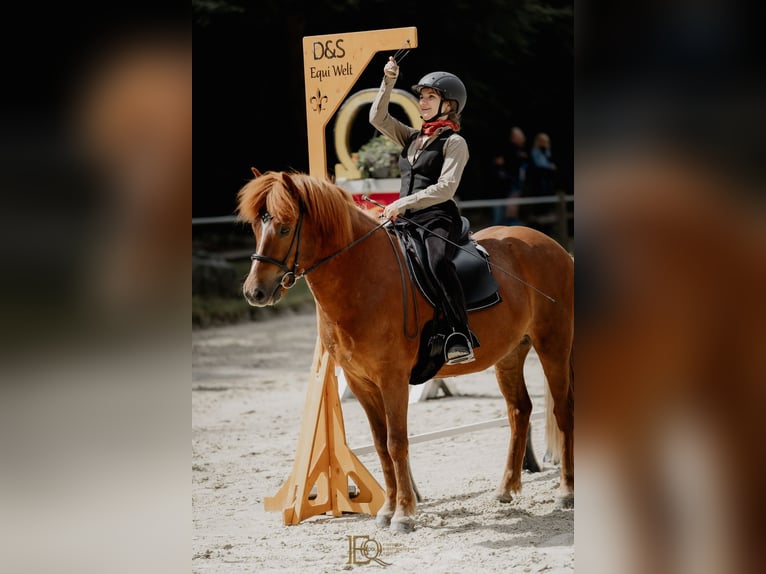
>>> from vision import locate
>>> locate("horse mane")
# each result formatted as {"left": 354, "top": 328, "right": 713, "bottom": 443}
{"left": 237, "top": 170, "right": 359, "bottom": 245}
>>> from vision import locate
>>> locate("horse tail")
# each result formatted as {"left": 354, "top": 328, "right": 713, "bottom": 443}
{"left": 544, "top": 338, "right": 573, "bottom": 465}
{"left": 544, "top": 382, "right": 562, "bottom": 464}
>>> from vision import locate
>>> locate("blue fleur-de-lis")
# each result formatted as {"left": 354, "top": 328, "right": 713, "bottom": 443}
{"left": 310, "top": 89, "right": 328, "bottom": 113}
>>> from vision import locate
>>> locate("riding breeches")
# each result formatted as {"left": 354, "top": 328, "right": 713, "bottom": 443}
{"left": 408, "top": 207, "right": 470, "bottom": 336}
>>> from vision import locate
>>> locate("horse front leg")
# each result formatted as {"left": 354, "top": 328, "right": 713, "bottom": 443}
{"left": 343, "top": 373, "right": 397, "bottom": 528}
{"left": 384, "top": 392, "right": 417, "bottom": 533}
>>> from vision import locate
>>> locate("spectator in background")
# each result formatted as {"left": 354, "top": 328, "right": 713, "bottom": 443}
{"left": 488, "top": 152, "right": 512, "bottom": 225}
{"left": 528, "top": 132, "right": 557, "bottom": 195}
{"left": 489, "top": 126, "right": 527, "bottom": 226}
{"left": 504, "top": 126, "right": 528, "bottom": 225}
{"left": 523, "top": 132, "right": 557, "bottom": 233}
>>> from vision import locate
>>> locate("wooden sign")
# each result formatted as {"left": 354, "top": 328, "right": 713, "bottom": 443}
{"left": 302, "top": 27, "right": 418, "bottom": 178}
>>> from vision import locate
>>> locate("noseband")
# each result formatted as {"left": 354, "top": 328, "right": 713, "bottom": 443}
{"left": 250, "top": 205, "right": 305, "bottom": 289}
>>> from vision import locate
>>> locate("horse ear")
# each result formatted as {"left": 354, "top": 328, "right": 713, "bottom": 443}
{"left": 251, "top": 167, "right": 262, "bottom": 178}
{"left": 280, "top": 171, "right": 296, "bottom": 192}
{"left": 279, "top": 172, "right": 304, "bottom": 206}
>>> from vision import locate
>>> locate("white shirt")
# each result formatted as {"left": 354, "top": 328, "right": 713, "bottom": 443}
{"left": 369, "top": 76, "right": 469, "bottom": 212}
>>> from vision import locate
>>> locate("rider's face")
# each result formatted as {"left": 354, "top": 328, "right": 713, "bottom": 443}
{"left": 419, "top": 88, "right": 449, "bottom": 121}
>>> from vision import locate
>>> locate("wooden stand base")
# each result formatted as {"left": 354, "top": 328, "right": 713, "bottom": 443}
{"left": 264, "top": 337, "right": 385, "bottom": 525}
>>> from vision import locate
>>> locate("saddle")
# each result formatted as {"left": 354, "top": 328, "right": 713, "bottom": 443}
{"left": 392, "top": 217, "right": 501, "bottom": 312}
{"left": 389, "top": 217, "right": 502, "bottom": 385}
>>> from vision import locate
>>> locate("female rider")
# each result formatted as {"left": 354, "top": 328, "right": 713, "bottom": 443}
{"left": 369, "top": 56, "right": 476, "bottom": 365}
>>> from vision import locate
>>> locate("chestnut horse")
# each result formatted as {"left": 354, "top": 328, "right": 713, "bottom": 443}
{"left": 238, "top": 169, "right": 574, "bottom": 533}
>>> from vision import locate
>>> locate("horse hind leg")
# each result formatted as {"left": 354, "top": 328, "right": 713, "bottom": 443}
{"left": 534, "top": 337, "right": 574, "bottom": 509}
{"left": 522, "top": 426, "right": 542, "bottom": 473}
{"left": 494, "top": 335, "right": 534, "bottom": 502}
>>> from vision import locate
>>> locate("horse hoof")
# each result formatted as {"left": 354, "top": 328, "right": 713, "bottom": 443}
{"left": 390, "top": 515, "right": 415, "bottom": 534}
{"left": 495, "top": 491, "right": 513, "bottom": 503}
{"left": 375, "top": 512, "right": 393, "bottom": 529}
{"left": 556, "top": 493, "right": 574, "bottom": 509}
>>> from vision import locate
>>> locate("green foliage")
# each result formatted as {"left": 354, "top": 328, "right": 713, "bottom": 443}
{"left": 192, "top": 0, "right": 245, "bottom": 26}
{"left": 355, "top": 135, "right": 402, "bottom": 179}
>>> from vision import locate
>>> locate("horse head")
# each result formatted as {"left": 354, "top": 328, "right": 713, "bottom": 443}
{"left": 237, "top": 169, "right": 306, "bottom": 306}
{"left": 237, "top": 168, "right": 361, "bottom": 306}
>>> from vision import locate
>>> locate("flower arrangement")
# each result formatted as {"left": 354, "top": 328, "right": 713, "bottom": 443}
{"left": 355, "top": 135, "right": 402, "bottom": 179}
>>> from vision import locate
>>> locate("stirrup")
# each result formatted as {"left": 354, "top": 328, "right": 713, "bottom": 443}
{"left": 444, "top": 332, "right": 475, "bottom": 365}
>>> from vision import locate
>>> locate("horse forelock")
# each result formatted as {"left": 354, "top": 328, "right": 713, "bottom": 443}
{"left": 237, "top": 171, "right": 355, "bottom": 245}
{"left": 236, "top": 171, "right": 297, "bottom": 224}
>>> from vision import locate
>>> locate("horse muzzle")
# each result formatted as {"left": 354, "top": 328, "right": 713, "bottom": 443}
{"left": 243, "top": 277, "right": 284, "bottom": 307}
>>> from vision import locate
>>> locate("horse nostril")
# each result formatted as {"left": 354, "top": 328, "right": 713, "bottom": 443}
{"left": 244, "top": 285, "right": 266, "bottom": 305}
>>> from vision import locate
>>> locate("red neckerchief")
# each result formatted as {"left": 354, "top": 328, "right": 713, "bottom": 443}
{"left": 420, "top": 120, "right": 459, "bottom": 137}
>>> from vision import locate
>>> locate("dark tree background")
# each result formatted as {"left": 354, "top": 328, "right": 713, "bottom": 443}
{"left": 194, "top": 0, "right": 573, "bottom": 217}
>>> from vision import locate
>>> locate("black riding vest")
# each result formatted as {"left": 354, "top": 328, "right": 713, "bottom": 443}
{"left": 398, "top": 130, "right": 454, "bottom": 205}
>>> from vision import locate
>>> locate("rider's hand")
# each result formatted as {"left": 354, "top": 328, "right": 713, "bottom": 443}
{"left": 384, "top": 56, "right": 399, "bottom": 79}
{"left": 383, "top": 201, "right": 403, "bottom": 220}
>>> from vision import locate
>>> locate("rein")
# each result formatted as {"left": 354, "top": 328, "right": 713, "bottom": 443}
{"left": 382, "top": 225, "right": 420, "bottom": 341}
{"left": 300, "top": 219, "right": 388, "bottom": 277}
{"left": 362, "top": 195, "right": 558, "bottom": 304}
{"left": 250, "top": 201, "right": 420, "bottom": 340}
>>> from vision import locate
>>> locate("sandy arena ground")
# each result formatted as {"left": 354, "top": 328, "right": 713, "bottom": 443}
{"left": 192, "top": 310, "right": 573, "bottom": 573}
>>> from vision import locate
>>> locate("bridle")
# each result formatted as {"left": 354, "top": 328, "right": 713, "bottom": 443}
{"left": 250, "top": 199, "right": 418, "bottom": 339}
{"left": 250, "top": 201, "right": 388, "bottom": 289}
{"left": 250, "top": 205, "right": 306, "bottom": 289}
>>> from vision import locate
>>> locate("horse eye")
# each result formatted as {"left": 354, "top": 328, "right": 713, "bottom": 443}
{"left": 279, "top": 225, "right": 291, "bottom": 236}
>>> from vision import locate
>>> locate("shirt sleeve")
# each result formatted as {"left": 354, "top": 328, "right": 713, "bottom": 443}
{"left": 369, "top": 76, "right": 418, "bottom": 147}
{"left": 395, "top": 134, "right": 470, "bottom": 212}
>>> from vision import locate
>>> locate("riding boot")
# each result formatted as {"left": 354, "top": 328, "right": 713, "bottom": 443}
{"left": 417, "top": 212, "right": 479, "bottom": 364}
{"left": 436, "top": 272, "right": 479, "bottom": 365}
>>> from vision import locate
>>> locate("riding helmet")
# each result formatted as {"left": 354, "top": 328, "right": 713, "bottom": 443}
{"left": 411, "top": 71, "right": 467, "bottom": 113}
